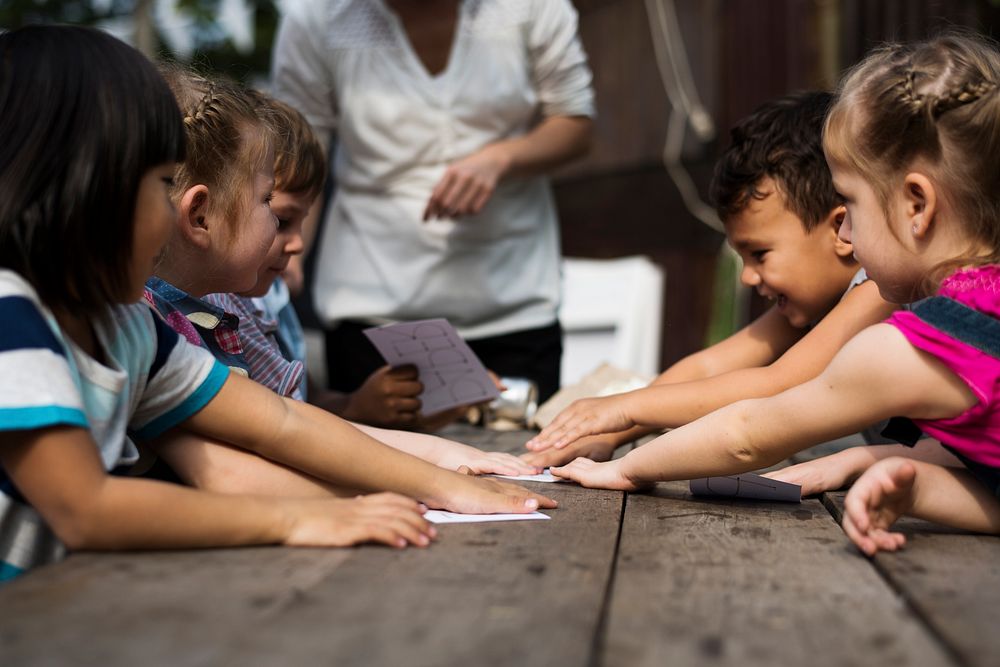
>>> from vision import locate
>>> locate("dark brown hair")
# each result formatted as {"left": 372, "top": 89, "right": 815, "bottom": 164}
{"left": 710, "top": 91, "right": 839, "bottom": 230}
{"left": 0, "top": 26, "right": 185, "bottom": 315}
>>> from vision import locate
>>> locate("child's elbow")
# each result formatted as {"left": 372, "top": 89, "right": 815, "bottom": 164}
{"left": 721, "top": 404, "right": 770, "bottom": 468}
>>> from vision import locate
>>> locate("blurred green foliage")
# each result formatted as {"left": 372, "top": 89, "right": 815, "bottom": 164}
{"left": 0, "top": 0, "right": 280, "bottom": 83}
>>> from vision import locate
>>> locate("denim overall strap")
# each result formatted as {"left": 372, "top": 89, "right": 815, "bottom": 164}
{"left": 880, "top": 296, "right": 1000, "bottom": 447}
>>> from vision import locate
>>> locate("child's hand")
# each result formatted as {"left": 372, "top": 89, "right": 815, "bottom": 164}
{"left": 764, "top": 455, "right": 857, "bottom": 496}
{"left": 842, "top": 459, "right": 916, "bottom": 556}
{"left": 525, "top": 395, "right": 633, "bottom": 451}
{"left": 282, "top": 492, "right": 436, "bottom": 549}
{"left": 343, "top": 365, "right": 423, "bottom": 428}
{"left": 437, "top": 447, "right": 541, "bottom": 476}
{"left": 433, "top": 473, "right": 558, "bottom": 514}
{"left": 521, "top": 435, "right": 619, "bottom": 468}
{"left": 550, "top": 458, "right": 648, "bottom": 491}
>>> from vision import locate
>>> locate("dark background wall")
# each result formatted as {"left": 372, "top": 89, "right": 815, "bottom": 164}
{"left": 557, "top": 0, "right": 1000, "bottom": 370}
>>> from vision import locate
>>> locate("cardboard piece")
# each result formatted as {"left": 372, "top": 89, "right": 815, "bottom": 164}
{"left": 689, "top": 473, "right": 801, "bottom": 503}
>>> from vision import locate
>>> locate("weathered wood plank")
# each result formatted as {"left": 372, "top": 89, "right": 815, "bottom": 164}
{"left": 823, "top": 492, "right": 1000, "bottom": 667}
{"left": 0, "top": 546, "right": 355, "bottom": 666}
{"left": 213, "top": 479, "right": 623, "bottom": 667}
{"left": 601, "top": 482, "right": 956, "bottom": 667}
{"left": 0, "top": 427, "right": 624, "bottom": 667}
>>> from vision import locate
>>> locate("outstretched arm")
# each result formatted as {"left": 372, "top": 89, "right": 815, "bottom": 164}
{"left": 528, "top": 281, "right": 896, "bottom": 453}
{"left": 0, "top": 426, "right": 434, "bottom": 551}
{"left": 765, "top": 438, "right": 961, "bottom": 496}
{"left": 552, "top": 324, "right": 976, "bottom": 489}
{"left": 844, "top": 457, "right": 1000, "bottom": 555}
{"left": 183, "top": 374, "right": 556, "bottom": 514}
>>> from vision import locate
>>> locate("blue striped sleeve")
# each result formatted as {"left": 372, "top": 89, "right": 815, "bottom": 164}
{"left": 132, "top": 361, "right": 229, "bottom": 440}
{"left": 0, "top": 296, "right": 64, "bottom": 356}
{"left": 148, "top": 305, "right": 179, "bottom": 381}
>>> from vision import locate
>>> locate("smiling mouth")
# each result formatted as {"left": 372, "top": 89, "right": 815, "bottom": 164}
{"left": 760, "top": 291, "right": 789, "bottom": 310}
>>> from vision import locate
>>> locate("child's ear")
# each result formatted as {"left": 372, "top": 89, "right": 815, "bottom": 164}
{"left": 827, "top": 205, "right": 854, "bottom": 258}
{"left": 903, "top": 172, "right": 937, "bottom": 240}
{"left": 176, "top": 185, "right": 212, "bottom": 249}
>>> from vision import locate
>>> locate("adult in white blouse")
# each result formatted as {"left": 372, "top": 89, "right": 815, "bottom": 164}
{"left": 271, "top": 0, "right": 595, "bottom": 406}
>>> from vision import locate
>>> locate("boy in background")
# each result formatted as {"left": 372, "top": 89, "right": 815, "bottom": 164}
{"left": 524, "top": 91, "right": 898, "bottom": 466}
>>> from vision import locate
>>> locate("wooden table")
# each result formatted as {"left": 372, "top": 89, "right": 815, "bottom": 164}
{"left": 1, "top": 424, "right": 997, "bottom": 667}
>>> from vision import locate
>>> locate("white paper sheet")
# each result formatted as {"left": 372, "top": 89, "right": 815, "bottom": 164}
{"left": 689, "top": 473, "right": 801, "bottom": 502}
{"left": 423, "top": 510, "right": 551, "bottom": 524}
{"left": 364, "top": 319, "right": 500, "bottom": 414}
{"left": 491, "top": 469, "right": 566, "bottom": 483}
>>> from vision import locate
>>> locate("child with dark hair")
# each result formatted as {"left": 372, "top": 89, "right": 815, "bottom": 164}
{"left": 524, "top": 91, "right": 898, "bottom": 468}
{"left": 552, "top": 34, "right": 1000, "bottom": 555}
{"left": 0, "top": 25, "right": 438, "bottom": 580}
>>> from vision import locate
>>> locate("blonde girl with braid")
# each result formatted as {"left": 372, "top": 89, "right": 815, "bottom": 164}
{"left": 144, "top": 67, "right": 552, "bottom": 512}
{"left": 548, "top": 33, "right": 1000, "bottom": 555}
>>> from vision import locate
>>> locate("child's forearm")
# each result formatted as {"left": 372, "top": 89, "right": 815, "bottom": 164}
{"left": 73, "top": 476, "right": 295, "bottom": 551}
{"left": 247, "top": 399, "right": 457, "bottom": 504}
{"left": 349, "top": 422, "right": 450, "bottom": 465}
{"left": 894, "top": 460, "right": 1000, "bottom": 534}
{"left": 622, "top": 365, "right": 809, "bottom": 430}
{"left": 616, "top": 401, "right": 790, "bottom": 484}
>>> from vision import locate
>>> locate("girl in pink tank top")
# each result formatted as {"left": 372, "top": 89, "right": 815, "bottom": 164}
{"left": 548, "top": 33, "right": 1000, "bottom": 556}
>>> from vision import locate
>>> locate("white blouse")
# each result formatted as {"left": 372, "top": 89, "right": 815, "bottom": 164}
{"left": 272, "top": 0, "right": 595, "bottom": 339}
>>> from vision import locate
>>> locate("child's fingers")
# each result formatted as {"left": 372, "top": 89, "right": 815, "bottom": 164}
{"left": 388, "top": 397, "right": 422, "bottom": 413}
{"left": 868, "top": 528, "right": 904, "bottom": 553}
{"left": 490, "top": 453, "right": 539, "bottom": 474}
{"left": 841, "top": 513, "right": 876, "bottom": 557}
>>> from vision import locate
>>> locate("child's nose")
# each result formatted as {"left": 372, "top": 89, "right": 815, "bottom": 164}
{"left": 285, "top": 233, "right": 305, "bottom": 256}
{"left": 740, "top": 264, "right": 761, "bottom": 287}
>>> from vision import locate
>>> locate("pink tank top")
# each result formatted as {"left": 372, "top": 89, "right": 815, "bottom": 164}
{"left": 885, "top": 265, "right": 1000, "bottom": 468}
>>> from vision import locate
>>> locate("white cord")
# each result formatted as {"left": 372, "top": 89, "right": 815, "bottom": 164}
{"left": 643, "top": 0, "right": 722, "bottom": 232}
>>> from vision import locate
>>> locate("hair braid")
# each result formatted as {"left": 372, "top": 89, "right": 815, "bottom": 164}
{"left": 931, "top": 78, "right": 997, "bottom": 118}
{"left": 897, "top": 70, "right": 925, "bottom": 115}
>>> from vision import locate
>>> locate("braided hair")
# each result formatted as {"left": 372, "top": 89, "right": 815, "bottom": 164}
{"left": 825, "top": 32, "right": 1000, "bottom": 288}
{"left": 158, "top": 64, "right": 275, "bottom": 241}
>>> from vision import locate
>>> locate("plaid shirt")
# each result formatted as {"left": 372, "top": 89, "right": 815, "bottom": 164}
{"left": 144, "top": 277, "right": 251, "bottom": 377}
{"left": 204, "top": 292, "right": 305, "bottom": 400}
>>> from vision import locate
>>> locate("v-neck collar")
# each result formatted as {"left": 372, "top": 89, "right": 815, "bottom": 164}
{"left": 375, "top": 0, "right": 467, "bottom": 84}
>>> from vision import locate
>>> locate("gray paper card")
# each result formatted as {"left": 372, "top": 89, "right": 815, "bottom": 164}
{"left": 689, "top": 473, "right": 801, "bottom": 503}
{"left": 363, "top": 319, "right": 500, "bottom": 415}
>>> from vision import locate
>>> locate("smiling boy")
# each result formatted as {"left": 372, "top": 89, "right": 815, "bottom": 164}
{"left": 523, "top": 91, "right": 899, "bottom": 466}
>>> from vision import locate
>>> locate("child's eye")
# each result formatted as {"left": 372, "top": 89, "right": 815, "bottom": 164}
{"left": 751, "top": 250, "right": 768, "bottom": 261}
{"left": 161, "top": 177, "right": 175, "bottom": 187}
{"left": 264, "top": 192, "right": 274, "bottom": 206}
{"left": 277, "top": 217, "right": 290, "bottom": 230}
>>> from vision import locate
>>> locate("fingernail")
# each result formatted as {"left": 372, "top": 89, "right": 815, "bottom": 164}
{"left": 525, "top": 498, "right": 538, "bottom": 510}
{"left": 419, "top": 535, "right": 430, "bottom": 546}
{"left": 397, "top": 538, "right": 406, "bottom": 548}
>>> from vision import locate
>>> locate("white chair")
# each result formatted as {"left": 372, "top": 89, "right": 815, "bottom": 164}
{"left": 558, "top": 256, "right": 665, "bottom": 386}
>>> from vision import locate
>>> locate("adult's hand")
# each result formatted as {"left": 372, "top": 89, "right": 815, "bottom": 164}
{"left": 423, "top": 143, "right": 512, "bottom": 221}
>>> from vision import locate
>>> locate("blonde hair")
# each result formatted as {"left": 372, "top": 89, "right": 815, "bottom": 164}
{"left": 824, "top": 33, "right": 1000, "bottom": 286}
{"left": 158, "top": 64, "right": 275, "bottom": 236}
{"left": 248, "top": 91, "right": 327, "bottom": 198}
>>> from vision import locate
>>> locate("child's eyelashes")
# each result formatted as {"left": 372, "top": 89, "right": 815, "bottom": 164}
{"left": 751, "top": 249, "right": 768, "bottom": 262}
{"left": 161, "top": 177, "right": 176, "bottom": 187}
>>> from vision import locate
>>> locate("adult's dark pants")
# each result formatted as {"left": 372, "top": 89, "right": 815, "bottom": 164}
{"left": 324, "top": 320, "right": 563, "bottom": 405}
